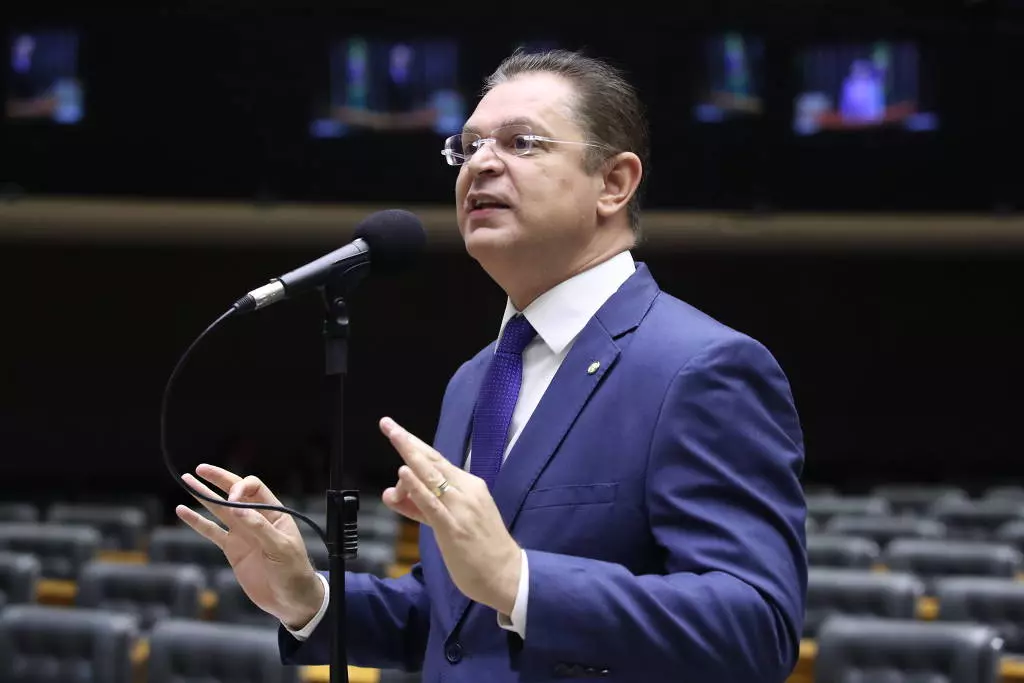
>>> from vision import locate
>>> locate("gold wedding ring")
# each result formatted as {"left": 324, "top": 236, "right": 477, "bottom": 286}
{"left": 433, "top": 478, "right": 451, "bottom": 498}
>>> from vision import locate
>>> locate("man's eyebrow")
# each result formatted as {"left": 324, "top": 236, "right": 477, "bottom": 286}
{"left": 462, "top": 116, "right": 546, "bottom": 135}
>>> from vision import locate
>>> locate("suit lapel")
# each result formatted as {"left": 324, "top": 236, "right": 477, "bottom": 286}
{"left": 491, "top": 329, "right": 620, "bottom": 528}
{"left": 494, "top": 263, "right": 659, "bottom": 530}
{"left": 443, "top": 264, "right": 662, "bottom": 627}
{"left": 442, "top": 322, "right": 621, "bottom": 624}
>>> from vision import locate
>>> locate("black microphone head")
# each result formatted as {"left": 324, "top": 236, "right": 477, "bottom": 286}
{"left": 353, "top": 209, "right": 427, "bottom": 275}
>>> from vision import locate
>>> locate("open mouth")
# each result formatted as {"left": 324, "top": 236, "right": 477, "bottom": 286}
{"left": 469, "top": 199, "right": 511, "bottom": 213}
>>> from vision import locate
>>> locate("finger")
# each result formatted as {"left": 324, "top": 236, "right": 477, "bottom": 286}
{"left": 227, "top": 475, "right": 287, "bottom": 524}
{"left": 383, "top": 484, "right": 408, "bottom": 506}
{"left": 380, "top": 418, "right": 453, "bottom": 467}
{"left": 384, "top": 475, "right": 423, "bottom": 520}
{"left": 186, "top": 470, "right": 292, "bottom": 555}
{"left": 175, "top": 504, "right": 228, "bottom": 550}
{"left": 233, "top": 508, "right": 294, "bottom": 556}
{"left": 398, "top": 465, "right": 458, "bottom": 528}
{"left": 383, "top": 487, "right": 426, "bottom": 525}
{"left": 194, "top": 463, "right": 243, "bottom": 496}
{"left": 393, "top": 473, "right": 416, "bottom": 500}
{"left": 380, "top": 417, "right": 461, "bottom": 489}
{"left": 182, "top": 473, "right": 238, "bottom": 529}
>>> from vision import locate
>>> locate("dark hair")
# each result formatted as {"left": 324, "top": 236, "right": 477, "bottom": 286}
{"left": 484, "top": 48, "right": 649, "bottom": 235}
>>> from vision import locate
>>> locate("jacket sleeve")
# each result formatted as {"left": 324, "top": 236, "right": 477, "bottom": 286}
{"left": 279, "top": 563, "right": 430, "bottom": 672}
{"left": 523, "top": 336, "right": 808, "bottom": 682}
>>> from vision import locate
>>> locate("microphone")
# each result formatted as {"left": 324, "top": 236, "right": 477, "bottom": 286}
{"left": 232, "top": 209, "right": 426, "bottom": 313}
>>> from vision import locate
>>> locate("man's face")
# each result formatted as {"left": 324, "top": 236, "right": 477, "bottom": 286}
{"left": 454, "top": 72, "right": 603, "bottom": 265}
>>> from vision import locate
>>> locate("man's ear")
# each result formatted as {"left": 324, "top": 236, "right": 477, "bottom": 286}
{"left": 596, "top": 152, "right": 642, "bottom": 219}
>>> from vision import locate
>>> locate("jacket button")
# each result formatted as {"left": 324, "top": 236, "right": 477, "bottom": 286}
{"left": 445, "top": 641, "right": 463, "bottom": 664}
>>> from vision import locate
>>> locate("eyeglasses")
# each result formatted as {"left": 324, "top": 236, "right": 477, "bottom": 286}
{"left": 441, "top": 124, "right": 611, "bottom": 167}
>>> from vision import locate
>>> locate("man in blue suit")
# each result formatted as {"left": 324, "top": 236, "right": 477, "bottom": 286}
{"left": 178, "top": 48, "right": 807, "bottom": 682}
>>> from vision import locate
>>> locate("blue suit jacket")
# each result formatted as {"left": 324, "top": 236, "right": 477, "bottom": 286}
{"left": 281, "top": 264, "right": 807, "bottom": 682}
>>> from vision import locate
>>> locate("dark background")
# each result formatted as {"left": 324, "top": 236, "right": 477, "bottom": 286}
{"left": 1, "top": 4, "right": 1018, "bottom": 210}
{"left": 1, "top": 2, "right": 1022, "bottom": 514}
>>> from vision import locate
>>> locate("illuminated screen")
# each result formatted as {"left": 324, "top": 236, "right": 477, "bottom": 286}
{"left": 6, "top": 28, "right": 83, "bottom": 124}
{"left": 793, "top": 41, "right": 938, "bottom": 135}
{"left": 693, "top": 32, "right": 765, "bottom": 122}
{"left": 311, "top": 37, "right": 464, "bottom": 138}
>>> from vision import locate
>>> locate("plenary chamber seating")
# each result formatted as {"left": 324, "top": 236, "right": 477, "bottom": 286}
{"left": 871, "top": 484, "right": 967, "bottom": 516}
{"left": 814, "top": 615, "right": 1003, "bottom": 683}
{"left": 807, "top": 534, "right": 881, "bottom": 569}
{"left": 0, "top": 604, "right": 138, "bottom": 683}
{"left": 147, "top": 619, "right": 300, "bottom": 683}
{"left": 45, "top": 503, "right": 147, "bottom": 552}
{"left": 0, "top": 523, "right": 100, "bottom": 580}
{"left": 825, "top": 515, "right": 946, "bottom": 548}
{"left": 935, "top": 576, "right": 1024, "bottom": 655}
{"left": 0, "top": 552, "right": 40, "bottom": 610}
{"left": 984, "top": 487, "right": 1024, "bottom": 502}
{"left": 0, "top": 504, "right": 38, "bottom": 525}
{"left": 996, "top": 520, "right": 1024, "bottom": 554}
{"left": 807, "top": 495, "right": 891, "bottom": 526}
{"left": 210, "top": 568, "right": 275, "bottom": 627}
{"left": 74, "top": 561, "right": 205, "bottom": 630}
{"left": 930, "top": 499, "right": 1024, "bottom": 541}
{"left": 883, "top": 539, "right": 1023, "bottom": 593}
{"left": 805, "top": 568, "right": 924, "bottom": 638}
{"left": 148, "top": 527, "right": 229, "bottom": 580}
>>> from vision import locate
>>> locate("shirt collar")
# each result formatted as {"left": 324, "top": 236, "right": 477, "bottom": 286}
{"left": 497, "top": 250, "right": 636, "bottom": 355}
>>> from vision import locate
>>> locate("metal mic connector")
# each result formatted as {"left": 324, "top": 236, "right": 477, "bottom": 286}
{"left": 249, "top": 280, "right": 286, "bottom": 309}
{"left": 234, "top": 280, "right": 286, "bottom": 313}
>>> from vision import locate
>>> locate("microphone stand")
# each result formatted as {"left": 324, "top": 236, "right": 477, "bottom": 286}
{"left": 322, "top": 276, "right": 360, "bottom": 683}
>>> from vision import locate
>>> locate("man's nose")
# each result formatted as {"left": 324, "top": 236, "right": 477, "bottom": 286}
{"left": 465, "top": 141, "right": 505, "bottom": 175}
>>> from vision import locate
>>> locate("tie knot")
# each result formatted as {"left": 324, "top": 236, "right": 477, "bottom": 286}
{"left": 497, "top": 314, "right": 536, "bottom": 356}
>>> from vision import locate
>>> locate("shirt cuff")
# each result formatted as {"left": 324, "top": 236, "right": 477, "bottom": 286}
{"left": 496, "top": 549, "right": 529, "bottom": 638}
{"left": 283, "top": 572, "right": 330, "bottom": 641}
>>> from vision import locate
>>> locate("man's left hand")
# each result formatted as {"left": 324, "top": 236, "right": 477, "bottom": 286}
{"left": 378, "top": 416, "right": 522, "bottom": 616}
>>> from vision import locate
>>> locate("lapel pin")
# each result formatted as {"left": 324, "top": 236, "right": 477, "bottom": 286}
{"left": 587, "top": 361, "right": 601, "bottom": 375}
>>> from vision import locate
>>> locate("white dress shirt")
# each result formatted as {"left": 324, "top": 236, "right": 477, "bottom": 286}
{"left": 287, "top": 250, "right": 637, "bottom": 642}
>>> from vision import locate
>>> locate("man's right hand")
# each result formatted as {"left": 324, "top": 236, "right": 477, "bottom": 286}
{"left": 176, "top": 463, "right": 324, "bottom": 630}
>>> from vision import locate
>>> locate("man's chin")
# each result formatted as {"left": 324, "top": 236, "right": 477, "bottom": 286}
{"left": 464, "top": 224, "right": 517, "bottom": 253}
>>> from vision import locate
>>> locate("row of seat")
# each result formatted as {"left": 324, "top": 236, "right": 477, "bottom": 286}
{"left": 807, "top": 568, "right": 1024, "bottom": 647}
{"left": 10, "top": 553, "right": 1019, "bottom": 646}
{"left": 0, "top": 604, "right": 410, "bottom": 683}
{"left": 807, "top": 515, "right": 1024, "bottom": 549}
{"left": 0, "top": 498, "right": 404, "bottom": 552}
{"left": 0, "top": 554, "right": 421, "bottom": 681}
{"left": 791, "top": 615, "right": 1013, "bottom": 683}
{"left": 0, "top": 523, "right": 399, "bottom": 580}
{"left": 808, "top": 483, "right": 1024, "bottom": 509}
{"left": 807, "top": 495, "right": 1024, "bottom": 542}
{"left": 0, "top": 553, "right": 307, "bottom": 629}
{"left": 12, "top": 573, "right": 1019, "bottom": 683}
{"left": 1, "top": 605, "right": 1020, "bottom": 683}
{"left": 809, "top": 535, "right": 1024, "bottom": 583}
{"left": 0, "top": 544, "right": 414, "bottom": 627}
{"left": 0, "top": 494, "right": 393, "bottom": 522}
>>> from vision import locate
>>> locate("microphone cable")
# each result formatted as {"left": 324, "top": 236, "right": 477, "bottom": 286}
{"left": 160, "top": 305, "right": 328, "bottom": 548}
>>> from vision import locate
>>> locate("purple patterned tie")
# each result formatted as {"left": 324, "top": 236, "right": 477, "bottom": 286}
{"left": 470, "top": 314, "right": 537, "bottom": 488}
